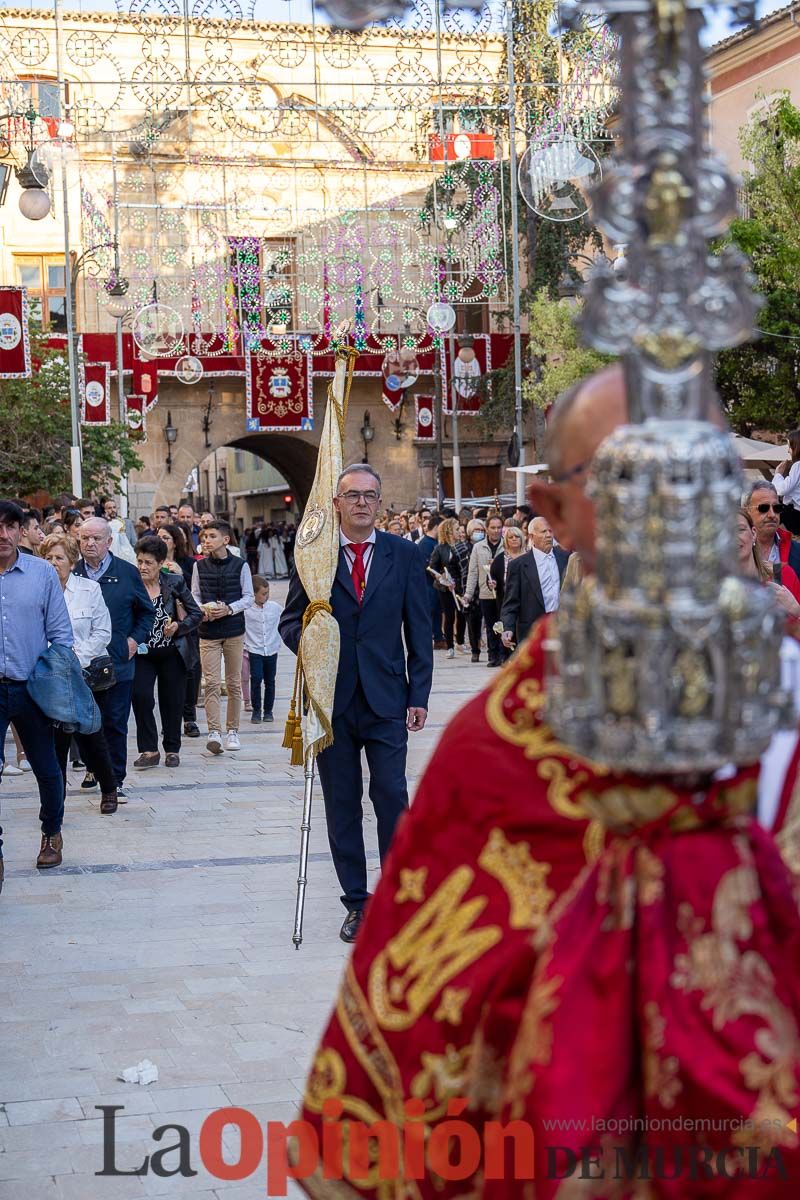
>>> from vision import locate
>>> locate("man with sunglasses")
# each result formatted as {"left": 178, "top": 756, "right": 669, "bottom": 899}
{"left": 745, "top": 481, "right": 800, "bottom": 578}
{"left": 280, "top": 463, "right": 432, "bottom": 944}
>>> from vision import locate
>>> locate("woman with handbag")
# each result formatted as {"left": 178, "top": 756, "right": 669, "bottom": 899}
{"left": 41, "top": 533, "right": 119, "bottom": 815}
{"left": 132, "top": 536, "right": 203, "bottom": 769}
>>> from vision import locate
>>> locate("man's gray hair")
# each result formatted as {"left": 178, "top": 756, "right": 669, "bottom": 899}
{"left": 744, "top": 480, "right": 778, "bottom": 505}
{"left": 81, "top": 516, "right": 112, "bottom": 538}
{"left": 337, "top": 463, "right": 382, "bottom": 493}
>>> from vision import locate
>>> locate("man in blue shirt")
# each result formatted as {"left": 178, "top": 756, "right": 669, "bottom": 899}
{"left": 73, "top": 518, "right": 153, "bottom": 795}
{"left": 0, "top": 500, "right": 74, "bottom": 885}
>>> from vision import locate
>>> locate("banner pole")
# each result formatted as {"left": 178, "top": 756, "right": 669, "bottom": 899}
{"left": 292, "top": 750, "right": 316, "bottom": 949}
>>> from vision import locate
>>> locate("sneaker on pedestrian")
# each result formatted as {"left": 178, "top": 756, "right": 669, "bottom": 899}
{"left": 2, "top": 762, "right": 23, "bottom": 776}
{"left": 244, "top": 702, "right": 252, "bottom": 712}
{"left": 71, "top": 759, "right": 85, "bottom": 769}
{"left": 264, "top": 712, "right": 274, "bottom": 722}
{"left": 183, "top": 721, "right": 200, "bottom": 738}
{"left": 116, "top": 788, "right": 127, "bottom": 803}
{"left": 446, "top": 648, "right": 455, "bottom": 659}
{"left": 206, "top": 731, "right": 223, "bottom": 755}
{"left": 225, "top": 730, "right": 241, "bottom": 751}
{"left": 456, "top": 643, "right": 468, "bottom": 655}
{"left": 36, "top": 833, "right": 63, "bottom": 869}
{"left": 18, "top": 757, "right": 32, "bottom": 772}
{"left": 134, "top": 752, "right": 160, "bottom": 769}
{"left": 80, "top": 771, "right": 98, "bottom": 790}
{"left": 251, "top": 712, "right": 262, "bottom": 723}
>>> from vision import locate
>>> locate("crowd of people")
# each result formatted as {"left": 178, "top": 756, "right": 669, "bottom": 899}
{"left": 2, "top": 468, "right": 800, "bottom": 887}
{"left": 0, "top": 494, "right": 286, "bottom": 881}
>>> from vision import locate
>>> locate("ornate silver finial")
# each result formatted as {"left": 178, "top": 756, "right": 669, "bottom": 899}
{"left": 546, "top": 0, "right": 790, "bottom": 775}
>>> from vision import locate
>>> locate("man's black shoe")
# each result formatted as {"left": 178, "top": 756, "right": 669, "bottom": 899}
{"left": 340, "top": 909, "right": 365, "bottom": 944}
{"left": 80, "top": 771, "right": 97, "bottom": 790}
{"left": 471, "top": 653, "right": 480, "bottom": 663}
{"left": 183, "top": 722, "right": 201, "bottom": 738}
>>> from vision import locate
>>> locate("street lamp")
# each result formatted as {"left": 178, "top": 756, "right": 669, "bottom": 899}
{"left": 164, "top": 410, "right": 178, "bottom": 473}
{"left": 360, "top": 410, "right": 375, "bottom": 463}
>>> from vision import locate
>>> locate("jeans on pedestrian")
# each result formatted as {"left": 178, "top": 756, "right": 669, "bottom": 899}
{"left": 54, "top": 726, "right": 116, "bottom": 795}
{"left": 249, "top": 652, "right": 277, "bottom": 717}
{"left": 438, "top": 591, "right": 457, "bottom": 650}
{"left": 480, "top": 597, "right": 501, "bottom": 662}
{"left": 95, "top": 678, "right": 135, "bottom": 787}
{"left": 199, "top": 635, "right": 244, "bottom": 732}
{"left": 132, "top": 646, "right": 187, "bottom": 754}
{"left": 0, "top": 680, "right": 64, "bottom": 855}
{"left": 182, "top": 634, "right": 201, "bottom": 722}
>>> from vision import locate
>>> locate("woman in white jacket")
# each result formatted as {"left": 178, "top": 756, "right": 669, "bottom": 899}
{"left": 41, "top": 533, "right": 119, "bottom": 814}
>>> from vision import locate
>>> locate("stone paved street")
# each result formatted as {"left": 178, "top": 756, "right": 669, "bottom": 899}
{"left": 0, "top": 581, "right": 488, "bottom": 1199}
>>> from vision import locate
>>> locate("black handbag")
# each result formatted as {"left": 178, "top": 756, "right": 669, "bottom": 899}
{"left": 83, "top": 654, "right": 117, "bottom": 693}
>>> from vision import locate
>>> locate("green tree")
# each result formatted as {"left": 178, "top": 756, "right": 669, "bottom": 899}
{"left": 0, "top": 325, "right": 141, "bottom": 499}
{"left": 524, "top": 289, "right": 614, "bottom": 410}
{"left": 716, "top": 93, "right": 800, "bottom": 434}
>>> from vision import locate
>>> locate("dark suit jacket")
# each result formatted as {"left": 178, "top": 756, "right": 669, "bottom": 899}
{"left": 500, "top": 547, "right": 570, "bottom": 644}
{"left": 73, "top": 553, "right": 154, "bottom": 682}
{"left": 157, "top": 572, "right": 203, "bottom": 670}
{"left": 279, "top": 531, "right": 433, "bottom": 720}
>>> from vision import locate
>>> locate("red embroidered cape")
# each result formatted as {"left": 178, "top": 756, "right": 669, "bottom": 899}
{"left": 295, "top": 619, "right": 800, "bottom": 1198}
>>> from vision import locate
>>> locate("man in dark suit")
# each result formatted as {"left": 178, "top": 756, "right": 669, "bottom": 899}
{"left": 279, "top": 464, "right": 433, "bottom": 944}
{"left": 415, "top": 512, "right": 446, "bottom": 647}
{"left": 74, "top": 519, "right": 154, "bottom": 796}
{"left": 500, "top": 516, "right": 570, "bottom": 649}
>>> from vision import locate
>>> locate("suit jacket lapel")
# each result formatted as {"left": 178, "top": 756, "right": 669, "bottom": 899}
{"left": 525, "top": 551, "right": 545, "bottom": 610}
{"left": 334, "top": 547, "right": 359, "bottom": 605}
{"left": 361, "top": 534, "right": 391, "bottom": 608}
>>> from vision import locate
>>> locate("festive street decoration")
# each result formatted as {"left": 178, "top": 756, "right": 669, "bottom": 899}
{"left": 414, "top": 394, "right": 435, "bottom": 440}
{"left": 245, "top": 351, "right": 313, "bottom": 432}
{"left": 79, "top": 360, "right": 110, "bottom": 425}
{"left": 0, "top": 287, "right": 31, "bottom": 379}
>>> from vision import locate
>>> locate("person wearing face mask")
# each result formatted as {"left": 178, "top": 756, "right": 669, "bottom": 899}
{"left": 465, "top": 512, "right": 505, "bottom": 667}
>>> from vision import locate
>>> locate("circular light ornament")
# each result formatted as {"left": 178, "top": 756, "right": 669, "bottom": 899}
{"left": 18, "top": 187, "right": 51, "bottom": 220}
{"left": 518, "top": 134, "right": 601, "bottom": 223}
{"left": 175, "top": 355, "right": 203, "bottom": 385}
{"left": 132, "top": 303, "right": 184, "bottom": 358}
{"left": 426, "top": 302, "right": 456, "bottom": 333}
{"left": 453, "top": 133, "right": 471, "bottom": 161}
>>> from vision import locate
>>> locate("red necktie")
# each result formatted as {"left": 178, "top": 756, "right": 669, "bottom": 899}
{"left": 348, "top": 543, "right": 367, "bottom": 604}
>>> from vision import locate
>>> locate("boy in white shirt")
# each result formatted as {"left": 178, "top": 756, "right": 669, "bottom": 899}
{"left": 243, "top": 575, "right": 282, "bottom": 722}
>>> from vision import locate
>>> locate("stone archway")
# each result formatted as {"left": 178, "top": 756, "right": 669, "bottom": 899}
{"left": 227, "top": 433, "right": 319, "bottom": 509}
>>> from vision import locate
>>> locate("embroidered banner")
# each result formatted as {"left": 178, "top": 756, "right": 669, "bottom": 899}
{"left": 441, "top": 334, "right": 490, "bottom": 415}
{"left": 0, "top": 287, "right": 31, "bottom": 379}
{"left": 245, "top": 351, "right": 313, "bottom": 431}
{"left": 80, "top": 361, "right": 111, "bottom": 425}
{"left": 133, "top": 356, "right": 158, "bottom": 411}
{"left": 415, "top": 394, "right": 435, "bottom": 441}
{"left": 126, "top": 394, "right": 147, "bottom": 442}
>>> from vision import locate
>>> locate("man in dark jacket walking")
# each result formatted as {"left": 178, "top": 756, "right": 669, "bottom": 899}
{"left": 74, "top": 518, "right": 154, "bottom": 795}
{"left": 280, "top": 464, "right": 433, "bottom": 944}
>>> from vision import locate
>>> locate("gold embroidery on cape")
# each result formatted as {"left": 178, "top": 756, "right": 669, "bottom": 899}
{"left": 410, "top": 1043, "right": 471, "bottom": 1109}
{"left": 478, "top": 828, "right": 555, "bottom": 930}
{"left": 368, "top": 866, "right": 502, "bottom": 1032}
{"left": 395, "top": 867, "right": 428, "bottom": 905}
{"left": 643, "top": 1001, "right": 681, "bottom": 1109}
{"left": 434, "top": 986, "right": 470, "bottom": 1026}
{"left": 484, "top": 643, "right": 608, "bottom": 859}
{"left": 671, "top": 845, "right": 800, "bottom": 1158}
{"left": 465, "top": 1025, "right": 507, "bottom": 1115}
{"left": 776, "top": 771, "right": 800, "bottom": 880}
{"left": 336, "top": 962, "right": 405, "bottom": 1119}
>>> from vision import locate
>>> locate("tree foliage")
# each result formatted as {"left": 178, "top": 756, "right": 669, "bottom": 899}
{"left": 716, "top": 93, "right": 800, "bottom": 434}
{"left": 0, "top": 325, "right": 141, "bottom": 500}
{"left": 524, "top": 289, "right": 614, "bottom": 411}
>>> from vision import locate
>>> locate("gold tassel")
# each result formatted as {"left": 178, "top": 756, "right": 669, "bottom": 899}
{"left": 290, "top": 726, "right": 305, "bottom": 767}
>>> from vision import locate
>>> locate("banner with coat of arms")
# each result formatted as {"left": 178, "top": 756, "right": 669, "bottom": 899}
{"left": 0, "top": 286, "right": 31, "bottom": 379}
{"left": 415, "top": 394, "right": 435, "bottom": 440}
{"left": 126, "top": 394, "right": 147, "bottom": 442}
{"left": 245, "top": 351, "right": 313, "bottom": 432}
{"left": 80, "top": 361, "right": 111, "bottom": 425}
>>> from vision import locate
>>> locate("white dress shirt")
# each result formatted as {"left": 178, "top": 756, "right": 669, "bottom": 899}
{"left": 340, "top": 528, "right": 377, "bottom": 586}
{"left": 63, "top": 574, "right": 112, "bottom": 667}
{"left": 244, "top": 599, "right": 283, "bottom": 657}
{"left": 773, "top": 463, "right": 800, "bottom": 509}
{"left": 532, "top": 546, "right": 561, "bottom": 613}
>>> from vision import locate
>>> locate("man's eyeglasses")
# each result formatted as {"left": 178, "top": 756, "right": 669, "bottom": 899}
{"left": 755, "top": 503, "right": 782, "bottom": 515}
{"left": 337, "top": 490, "right": 380, "bottom": 504}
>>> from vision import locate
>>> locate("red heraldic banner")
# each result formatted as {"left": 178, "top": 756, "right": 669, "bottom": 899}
{"left": 80, "top": 361, "right": 111, "bottom": 425}
{"left": 415, "top": 394, "right": 435, "bottom": 440}
{"left": 0, "top": 287, "right": 32, "bottom": 379}
{"left": 126, "top": 394, "right": 147, "bottom": 442}
{"left": 245, "top": 352, "right": 313, "bottom": 432}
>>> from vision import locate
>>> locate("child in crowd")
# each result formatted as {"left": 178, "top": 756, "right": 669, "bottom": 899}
{"left": 243, "top": 576, "right": 282, "bottom": 723}
{"left": 191, "top": 520, "right": 254, "bottom": 753}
